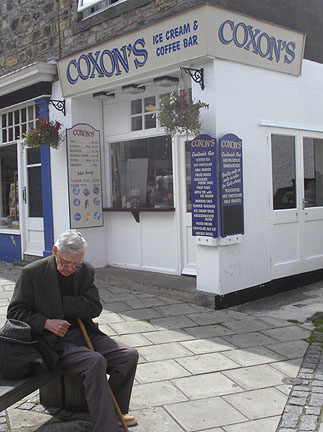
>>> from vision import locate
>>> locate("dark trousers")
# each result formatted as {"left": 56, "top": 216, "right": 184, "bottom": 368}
{"left": 56, "top": 328, "right": 139, "bottom": 432}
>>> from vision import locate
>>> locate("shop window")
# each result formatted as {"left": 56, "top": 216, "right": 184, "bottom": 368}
{"left": 303, "top": 137, "right": 323, "bottom": 207}
{"left": 79, "top": 0, "right": 126, "bottom": 17}
{"left": 131, "top": 97, "right": 157, "bottom": 132}
{"left": 27, "top": 148, "right": 43, "bottom": 218}
{"left": 0, "top": 144, "right": 19, "bottom": 229}
{"left": 110, "top": 136, "right": 173, "bottom": 209}
{"left": 1, "top": 105, "right": 36, "bottom": 144}
{"left": 272, "top": 135, "right": 296, "bottom": 210}
{"left": 0, "top": 104, "right": 38, "bottom": 228}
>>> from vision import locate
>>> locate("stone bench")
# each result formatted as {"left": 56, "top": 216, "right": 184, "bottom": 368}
{"left": 0, "top": 371, "right": 88, "bottom": 413}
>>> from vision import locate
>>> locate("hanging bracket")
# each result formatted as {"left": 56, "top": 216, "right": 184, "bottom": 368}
{"left": 49, "top": 99, "right": 66, "bottom": 116}
{"left": 180, "top": 67, "right": 205, "bottom": 90}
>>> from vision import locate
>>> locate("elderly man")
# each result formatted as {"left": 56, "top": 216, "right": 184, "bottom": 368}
{"left": 7, "top": 230, "right": 138, "bottom": 432}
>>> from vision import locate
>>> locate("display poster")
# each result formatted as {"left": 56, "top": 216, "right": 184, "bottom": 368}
{"left": 66, "top": 124, "right": 103, "bottom": 229}
{"left": 219, "top": 133, "right": 244, "bottom": 237}
{"left": 191, "top": 134, "right": 218, "bottom": 238}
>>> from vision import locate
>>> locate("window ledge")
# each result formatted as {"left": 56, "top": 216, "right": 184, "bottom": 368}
{"left": 74, "top": 0, "right": 151, "bottom": 33}
{"left": 0, "top": 228, "right": 21, "bottom": 235}
{"left": 103, "top": 207, "right": 175, "bottom": 222}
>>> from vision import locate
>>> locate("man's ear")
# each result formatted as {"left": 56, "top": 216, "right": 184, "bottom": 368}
{"left": 52, "top": 245, "right": 57, "bottom": 255}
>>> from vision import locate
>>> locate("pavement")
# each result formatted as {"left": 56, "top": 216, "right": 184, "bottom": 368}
{"left": 0, "top": 261, "right": 322, "bottom": 432}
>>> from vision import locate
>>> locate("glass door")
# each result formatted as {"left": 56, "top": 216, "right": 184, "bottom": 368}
{"left": 271, "top": 130, "right": 323, "bottom": 279}
{"left": 178, "top": 136, "right": 196, "bottom": 275}
{"left": 20, "top": 146, "right": 44, "bottom": 256}
{"left": 300, "top": 135, "right": 323, "bottom": 272}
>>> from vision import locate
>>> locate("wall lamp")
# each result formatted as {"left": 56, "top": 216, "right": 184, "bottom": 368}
{"left": 92, "top": 91, "right": 115, "bottom": 101}
{"left": 153, "top": 76, "right": 179, "bottom": 87}
{"left": 121, "top": 84, "right": 146, "bottom": 94}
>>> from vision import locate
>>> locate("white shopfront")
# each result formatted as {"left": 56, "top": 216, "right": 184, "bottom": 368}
{"left": 50, "top": 4, "right": 323, "bottom": 298}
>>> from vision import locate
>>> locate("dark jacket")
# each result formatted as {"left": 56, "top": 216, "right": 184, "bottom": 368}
{"left": 7, "top": 256, "right": 103, "bottom": 371}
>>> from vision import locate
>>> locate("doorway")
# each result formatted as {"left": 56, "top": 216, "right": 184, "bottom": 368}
{"left": 177, "top": 136, "right": 196, "bottom": 275}
{"left": 19, "top": 145, "right": 44, "bottom": 256}
{"left": 270, "top": 129, "right": 323, "bottom": 279}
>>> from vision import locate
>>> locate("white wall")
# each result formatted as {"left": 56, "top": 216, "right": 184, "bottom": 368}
{"left": 50, "top": 83, "right": 108, "bottom": 267}
{"left": 193, "top": 58, "right": 323, "bottom": 294}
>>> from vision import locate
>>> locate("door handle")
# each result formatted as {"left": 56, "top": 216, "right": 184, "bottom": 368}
{"left": 23, "top": 186, "right": 27, "bottom": 203}
{"left": 302, "top": 198, "right": 307, "bottom": 210}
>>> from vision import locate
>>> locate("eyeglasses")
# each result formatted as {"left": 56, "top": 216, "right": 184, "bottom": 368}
{"left": 56, "top": 254, "right": 83, "bottom": 270}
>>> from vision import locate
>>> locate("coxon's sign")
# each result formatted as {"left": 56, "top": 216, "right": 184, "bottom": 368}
{"left": 218, "top": 20, "right": 296, "bottom": 65}
{"left": 57, "top": 5, "right": 305, "bottom": 97}
{"left": 66, "top": 38, "right": 148, "bottom": 84}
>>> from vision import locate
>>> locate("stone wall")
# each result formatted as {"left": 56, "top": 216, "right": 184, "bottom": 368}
{"left": 1, "top": 0, "right": 323, "bottom": 78}
{"left": 0, "top": 0, "right": 60, "bottom": 74}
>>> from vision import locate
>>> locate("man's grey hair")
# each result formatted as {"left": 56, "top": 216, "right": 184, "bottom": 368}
{"left": 54, "top": 231, "right": 88, "bottom": 254}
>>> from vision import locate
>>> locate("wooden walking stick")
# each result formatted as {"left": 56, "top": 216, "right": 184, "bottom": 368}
{"left": 77, "top": 318, "right": 130, "bottom": 432}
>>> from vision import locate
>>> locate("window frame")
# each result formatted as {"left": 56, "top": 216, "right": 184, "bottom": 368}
{"left": 108, "top": 135, "right": 174, "bottom": 211}
{"left": 78, "top": 0, "right": 127, "bottom": 15}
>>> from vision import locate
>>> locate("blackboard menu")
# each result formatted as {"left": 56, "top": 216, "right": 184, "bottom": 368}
{"left": 191, "top": 134, "right": 218, "bottom": 238}
{"left": 219, "top": 133, "right": 244, "bottom": 237}
{"left": 66, "top": 124, "right": 103, "bottom": 229}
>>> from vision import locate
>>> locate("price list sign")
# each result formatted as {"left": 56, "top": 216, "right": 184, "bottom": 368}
{"left": 66, "top": 124, "right": 103, "bottom": 229}
{"left": 219, "top": 133, "right": 244, "bottom": 237}
{"left": 191, "top": 134, "right": 218, "bottom": 238}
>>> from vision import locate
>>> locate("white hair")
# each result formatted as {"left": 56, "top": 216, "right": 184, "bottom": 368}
{"left": 54, "top": 231, "right": 87, "bottom": 254}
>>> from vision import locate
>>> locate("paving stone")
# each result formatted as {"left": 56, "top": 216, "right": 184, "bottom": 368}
{"left": 130, "top": 381, "right": 188, "bottom": 410}
{"left": 165, "top": 396, "right": 247, "bottom": 430}
{"left": 284, "top": 405, "right": 304, "bottom": 415}
{"left": 17, "top": 402, "right": 36, "bottom": 410}
{"left": 172, "top": 371, "right": 243, "bottom": 399}
{"left": 222, "top": 331, "right": 278, "bottom": 348}
{"left": 278, "top": 429, "right": 298, "bottom": 432}
{"left": 136, "top": 359, "right": 189, "bottom": 383}
{"left": 184, "top": 323, "right": 233, "bottom": 338}
{"left": 299, "top": 414, "right": 319, "bottom": 430}
{"left": 289, "top": 396, "right": 307, "bottom": 406}
{"left": 176, "top": 351, "right": 240, "bottom": 374}
{"left": 223, "top": 416, "right": 280, "bottom": 432}
{"left": 142, "top": 329, "right": 194, "bottom": 344}
{"left": 222, "top": 345, "right": 284, "bottom": 367}
{"left": 150, "top": 315, "right": 198, "bottom": 330}
{"left": 291, "top": 390, "right": 309, "bottom": 398}
{"left": 262, "top": 326, "right": 311, "bottom": 342}
{"left": 310, "top": 393, "right": 323, "bottom": 406}
{"left": 179, "top": 337, "right": 235, "bottom": 354}
{"left": 222, "top": 364, "right": 287, "bottom": 391}
{"left": 137, "top": 342, "right": 192, "bottom": 362}
{"left": 306, "top": 406, "right": 321, "bottom": 415}
{"left": 154, "top": 303, "right": 197, "bottom": 317}
{"left": 223, "top": 388, "right": 287, "bottom": 420}
{"left": 280, "top": 418, "right": 298, "bottom": 428}
{"left": 312, "top": 386, "right": 323, "bottom": 393}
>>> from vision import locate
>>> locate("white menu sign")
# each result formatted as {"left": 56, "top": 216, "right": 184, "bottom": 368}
{"left": 66, "top": 124, "right": 103, "bottom": 228}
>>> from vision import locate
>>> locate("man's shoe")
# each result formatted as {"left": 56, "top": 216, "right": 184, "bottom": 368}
{"left": 118, "top": 414, "right": 138, "bottom": 427}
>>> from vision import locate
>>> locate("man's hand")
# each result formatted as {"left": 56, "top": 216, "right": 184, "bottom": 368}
{"left": 44, "top": 319, "right": 71, "bottom": 337}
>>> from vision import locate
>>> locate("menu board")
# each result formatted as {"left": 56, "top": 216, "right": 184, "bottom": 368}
{"left": 191, "top": 134, "right": 218, "bottom": 238}
{"left": 66, "top": 124, "right": 103, "bottom": 229}
{"left": 219, "top": 133, "right": 244, "bottom": 237}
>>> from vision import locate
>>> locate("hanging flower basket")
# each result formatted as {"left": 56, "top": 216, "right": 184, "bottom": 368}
{"left": 22, "top": 116, "right": 63, "bottom": 149}
{"left": 158, "top": 90, "right": 209, "bottom": 137}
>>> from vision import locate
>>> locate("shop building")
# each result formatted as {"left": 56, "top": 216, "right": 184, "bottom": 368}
{"left": 1, "top": 0, "right": 323, "bottom": 304}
